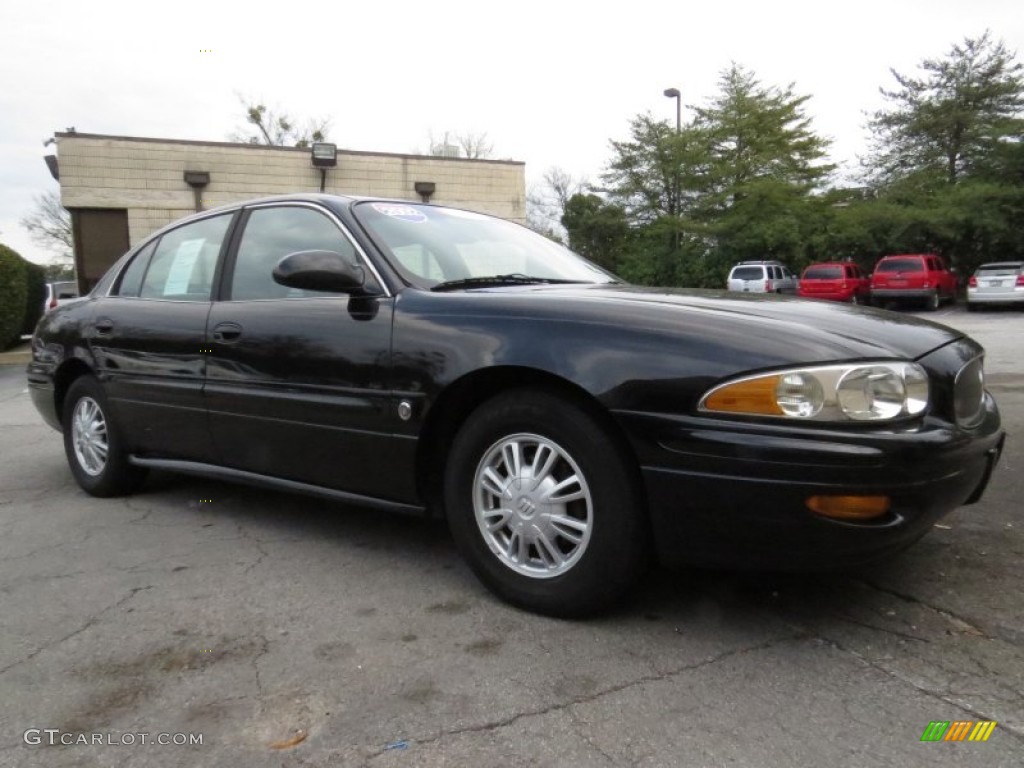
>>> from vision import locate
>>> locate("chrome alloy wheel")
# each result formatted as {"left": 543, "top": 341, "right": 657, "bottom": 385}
{"left": 72, "top": 396, "right": 108, "bottom": 476}
{"left": 473, "top": 433, "right": 593, "bottom": 579}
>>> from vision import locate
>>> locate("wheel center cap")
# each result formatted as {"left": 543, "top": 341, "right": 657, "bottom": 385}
{"left": 516, "top": 496, "right": 537, "bottom": 518}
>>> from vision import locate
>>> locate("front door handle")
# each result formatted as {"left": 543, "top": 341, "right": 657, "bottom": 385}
{"left": 94, "top": 318, "right": 114, "bottom": 334}
{"left": 211, "top": 322, "right": 243, "bottom": 344}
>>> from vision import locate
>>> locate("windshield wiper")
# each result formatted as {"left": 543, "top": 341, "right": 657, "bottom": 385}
{"left": 430, "top": 274, "right": 587, "bottom": 292}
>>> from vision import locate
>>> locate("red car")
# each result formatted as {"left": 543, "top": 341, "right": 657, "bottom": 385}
{"left": 798, "top": 262, "right": 870, "bottom": 304}
{"left": 870, "top": 254, "right": 958, "bottom": 311}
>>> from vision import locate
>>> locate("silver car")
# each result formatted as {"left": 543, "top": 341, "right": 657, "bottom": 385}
{"left": 966, "top": 262, "right": 1024, "bottom": 310}
{"left": 43, "top": 281, "right": 80, "bottom": 313}
{"left": 726, "top": 261, "right": 798, "bottom": 294}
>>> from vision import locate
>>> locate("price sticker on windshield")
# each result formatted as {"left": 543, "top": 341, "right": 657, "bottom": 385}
{"left": 371, "top": 203, "right": 427, "bottom": 223}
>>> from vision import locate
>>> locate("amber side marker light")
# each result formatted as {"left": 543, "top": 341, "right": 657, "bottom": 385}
{"left": 806, "top": 495, "right": 891, "bottom": 520}
{"left": 703, "top": 376, "right": 783, "bottom": 415}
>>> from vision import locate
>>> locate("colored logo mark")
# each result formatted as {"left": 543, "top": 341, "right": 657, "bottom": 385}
{"left": 920, "top": 721, "right": 997, "bottom": 742}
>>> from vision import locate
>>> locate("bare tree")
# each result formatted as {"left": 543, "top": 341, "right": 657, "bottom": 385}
{"left": 231, "top": 96, "right": 332, "bottom": 147}
{"left": 20, "top": 191, "right": 73, "bottom": 261}
{"left": 427, "top": 130, "right": 494, "bottom": 159}
{"left": 526, "top": 166, "right": 585, "bottom": 238}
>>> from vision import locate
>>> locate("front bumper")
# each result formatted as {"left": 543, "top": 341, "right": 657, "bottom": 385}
{"left": 614, "top": 396, "right": 1003, "bottom": 570}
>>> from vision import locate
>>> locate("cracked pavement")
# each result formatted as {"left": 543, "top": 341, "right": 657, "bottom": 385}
{"left": 1, "top": 307, "right": 1021, "bottom": 767}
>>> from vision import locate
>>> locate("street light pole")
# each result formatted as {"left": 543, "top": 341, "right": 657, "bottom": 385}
{"left": 663, "top": 88, "right": 682, "bottom": 255}
{"left": 663, "top": 87, "right": 681, "bottom": 134}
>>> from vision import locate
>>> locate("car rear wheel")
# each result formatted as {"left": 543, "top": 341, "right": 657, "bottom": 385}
{"left": 925, "top": 291, "right": 940, "bottom": 311}
{"left": 444, "top": 390, "right": 647, "bottom": 617}
{"left": 63, "top": 376, "right": 146, "bottom": 497}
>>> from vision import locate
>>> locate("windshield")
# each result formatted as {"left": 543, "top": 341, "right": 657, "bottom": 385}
{"left": 352, "top": 202, "right": 615, "bottom": 289}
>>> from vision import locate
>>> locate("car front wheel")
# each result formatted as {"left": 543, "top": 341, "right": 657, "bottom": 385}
{"left": 444, "top": 390, "right": 647, "bottom": 617}
{"left": 63, "top": 376, "right": 146, "bottom": 497}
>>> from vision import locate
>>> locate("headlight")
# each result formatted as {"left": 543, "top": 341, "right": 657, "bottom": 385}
{"left": 700, "top": 362, "right": 929, "bottom": 422}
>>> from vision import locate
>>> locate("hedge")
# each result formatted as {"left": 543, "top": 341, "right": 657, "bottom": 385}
{"left": 0, "top": 243, "right": 28, "bottom": 350}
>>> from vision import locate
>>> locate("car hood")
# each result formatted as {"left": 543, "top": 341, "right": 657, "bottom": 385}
{"left": 472, "top": 283, "right": 963, "bottom": 363}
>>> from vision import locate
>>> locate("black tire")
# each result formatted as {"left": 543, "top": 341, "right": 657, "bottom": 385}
{"left": 925, "top": 291, "right": 939, "bottom": 311}
{"left": 444, "top": 389, "right": 647, "bottom": 617}
{"left": 62, "top": 376, "right": 146, "bottom": 497}
{"left": 967, "top": 302, "right": 978, "bottom": 313}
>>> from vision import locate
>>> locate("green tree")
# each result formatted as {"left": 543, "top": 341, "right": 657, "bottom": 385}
{"left": 601, "top": 65, "right": 832, "bottom": 284}
{"left": 0, "top": 243, "right": 28, "bottom": 349}
{"left": 560, "top": 193, "right": 630, "bottom": 273}
{"left": 602, "top": 115, "right": 710, "bottom": 225}
{"left": 866, "top": 32, "right": 1024, "bottom": 186}
{"left": 695, "top": 64, "right": 833, "bottom": 209}
{"left": 857, "top": 33, "right": 1024, "bottom": 276}
{"left": 694, "top": 65, "right": 833, "bottom": 266}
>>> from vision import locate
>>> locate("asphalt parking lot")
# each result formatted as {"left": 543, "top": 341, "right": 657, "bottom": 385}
{"left": 1, "top": 305, "right": 1021, "bottom": 767}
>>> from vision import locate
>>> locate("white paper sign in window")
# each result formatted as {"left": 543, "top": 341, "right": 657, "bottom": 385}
{"left": 164, "top": 239, "right": 205, "bottom": 295}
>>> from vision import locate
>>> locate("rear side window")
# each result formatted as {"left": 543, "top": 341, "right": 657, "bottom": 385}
{"left": 877, "top": 258, "right": 924, "bottom": 273}
{"left": 804, "top": 266, "right": 842, "bottom": 279}
{"left": 115, "top": 240, "right": 157, "bottom": 297}
{"left": 731, "top": 267, "right": 764, "bottom": 280}
{"left": 139, "top": 214, "right": 232, "bottom": 301}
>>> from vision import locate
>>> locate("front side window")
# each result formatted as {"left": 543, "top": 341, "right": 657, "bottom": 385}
{"left": 230, "top": 206, "right": 357, "bottom": 300}
{"left": 138, "top": 214, "right": 232, "bottom": 300}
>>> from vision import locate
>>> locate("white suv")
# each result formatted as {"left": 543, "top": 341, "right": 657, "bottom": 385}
{"left": 727, "top": 261, "right": 798, "bottom": 294}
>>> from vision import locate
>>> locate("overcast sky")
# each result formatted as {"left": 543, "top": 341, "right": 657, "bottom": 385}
{"left": 1, "top": 0, "right": 1021, "bottom": 265}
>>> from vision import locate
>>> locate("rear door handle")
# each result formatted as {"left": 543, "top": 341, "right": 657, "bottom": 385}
{"left": 211, "top": 322, "right": 243, "bottom": 344}
{"left": 94, "top": 318, "right": 114, "bottom": 334}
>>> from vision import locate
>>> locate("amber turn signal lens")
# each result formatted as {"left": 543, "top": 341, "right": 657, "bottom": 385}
{"left": 702, "top": 376, "right": 783, "bottom": 415}
{"left": 806, "top": 495, "right": 891, "bottom": 520}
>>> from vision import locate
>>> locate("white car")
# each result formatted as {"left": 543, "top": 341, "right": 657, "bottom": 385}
{"left": 43, "top": 281, "right": 79, "bottom": 313}
{"left": 727, "top": 261, "right": 798, "bottom": 294}
{"left": 967, "top": 262, "right": 1024, "bottom": 310}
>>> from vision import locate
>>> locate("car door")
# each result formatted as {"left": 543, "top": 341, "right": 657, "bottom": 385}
{"left": 204, "top": 202, "right": 405, "bottom": 499}
{"left": 90, "top": 211, "right": 234, "bottom": 460}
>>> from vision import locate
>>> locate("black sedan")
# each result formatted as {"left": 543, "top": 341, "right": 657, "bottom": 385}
{"left": 28, "top": 195, "right": 1004, "bottom": 616}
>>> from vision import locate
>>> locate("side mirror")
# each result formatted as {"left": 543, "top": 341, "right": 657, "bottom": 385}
{"left": 273, "top": 250, "right": 365, "bottom": 293}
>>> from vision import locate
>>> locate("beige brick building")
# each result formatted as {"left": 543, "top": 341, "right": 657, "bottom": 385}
{"left": 54, "top": 132, "right": 526, "bottom": 289}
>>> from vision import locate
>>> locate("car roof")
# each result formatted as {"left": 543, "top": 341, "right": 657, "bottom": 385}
{"left": 133, "top": 193, "right": 431, "bottom": 251}
{"left": 803, "top": 262, "right": 854, "bottom": 268}
{"left": 877, "top": 253, "right": 936, "bottom": 260}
